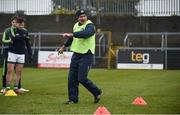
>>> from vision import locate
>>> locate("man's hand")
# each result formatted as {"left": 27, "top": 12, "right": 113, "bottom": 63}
{"left": 28, "top": 55, "right": 33, "bottom": 63}
{"left": 58, "top": 45, "right": 65, "bottom": 55}
{"left": 10, "top": 39, "right": 13, "bottom": 44}
{"left": 62, "top": 33, "right": 73, "bottom": 39}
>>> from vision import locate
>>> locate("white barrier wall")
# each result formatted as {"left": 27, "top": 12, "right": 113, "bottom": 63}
{"left": 38, "top": 51, "right": 73, "bottom": 68}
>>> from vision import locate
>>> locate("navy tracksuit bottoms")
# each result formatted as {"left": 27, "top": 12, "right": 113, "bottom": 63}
{"left": 68, "top": 52, "right": 101, "bottom": 102}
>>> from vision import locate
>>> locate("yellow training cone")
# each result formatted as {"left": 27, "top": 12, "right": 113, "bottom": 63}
{"left": 5, "top": 90, "right": 17, "bottom": 96}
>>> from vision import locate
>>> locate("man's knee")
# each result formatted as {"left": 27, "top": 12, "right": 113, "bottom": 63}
{"left": 16, "top": 70, "right": 22, "bottom": 75}
{"left": 16, "top": 65, "right": 23, "bottom": 74}
{"left": 78, "top": 77, "right": 87, "bottom": 84}
{"left": 7, "top": 68, "right": 14, "bottom": 74}
{"left": 16, "top": 68, "right": 22, "bottom": 75}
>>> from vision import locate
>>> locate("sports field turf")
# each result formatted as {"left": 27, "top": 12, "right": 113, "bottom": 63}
{"left": 0, "top": 68, "right": 180, "bottom": 114}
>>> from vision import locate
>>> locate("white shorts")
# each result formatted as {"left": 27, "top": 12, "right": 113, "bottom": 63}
{"left": 7, "top": 52, "right": 25, "bottom": 64}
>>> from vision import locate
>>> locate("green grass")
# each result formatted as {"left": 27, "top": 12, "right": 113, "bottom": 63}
{"left": 0, "top": 68, "right": 180, "bottom": 114}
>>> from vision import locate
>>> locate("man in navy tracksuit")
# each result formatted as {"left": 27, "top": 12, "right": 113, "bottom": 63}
{"left": 59, "top": 9, "right": 102, "bottom": 104}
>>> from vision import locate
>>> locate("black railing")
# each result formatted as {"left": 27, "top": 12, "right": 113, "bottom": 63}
{"left": 0, "top": 0, "right": 179, "bottom": 16}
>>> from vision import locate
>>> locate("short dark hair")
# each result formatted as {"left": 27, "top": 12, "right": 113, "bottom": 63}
{"left": 11, "top": 16, "right": 18, "bottom": 21}
{"left": 16, "top": 17, "right": 25, "bottom": 23}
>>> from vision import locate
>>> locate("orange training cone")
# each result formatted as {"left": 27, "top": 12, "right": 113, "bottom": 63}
{"left": 94, "top": 106, "right": 111, "bottom": 115}
{"left": 132, "top": 97, "right": 147, "bottom": 106}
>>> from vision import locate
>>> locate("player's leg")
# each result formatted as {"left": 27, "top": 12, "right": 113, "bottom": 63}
{"left": 17, "top": 56, "right": 29, "bottom": 92}
{"left": 18, "top": 78, "right": 21, "bottom": 89}
{"left": 12, "top": 66, "right": 21, "bottom": 89}
{"left": 14, "top": 54, "right": 25, "bottom": 94}
{"left": 5, "top": 52, "right": 16, "bottom": 92}
{"left": 5, "top": 63, "right": 15, "bottom": 90}
{"left": 14, "top": 63, "right": 24, "bottom": 94}
{"left": 13, "top": 66, "right": 21, "bottom": 89}
{"left": 0, "top": 58, "right": 7, "bottom": 93}
{"left": 1, "top": 49, "right": 8, "bottom": 93}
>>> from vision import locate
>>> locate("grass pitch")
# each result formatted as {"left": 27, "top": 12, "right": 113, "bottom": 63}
{"left": 0, "top": 68, "right": 180, "bottom": 114}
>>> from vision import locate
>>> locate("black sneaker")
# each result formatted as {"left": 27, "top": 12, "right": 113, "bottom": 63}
{"left": 94, "top": 90, "right": 102, "bottom": 104}
{"left": 63, "top": 100, "right": 78, "bottom": 104}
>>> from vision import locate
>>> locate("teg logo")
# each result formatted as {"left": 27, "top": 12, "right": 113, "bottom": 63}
{"left": 131, "top": 51, "right": 150, "bottom": 63}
